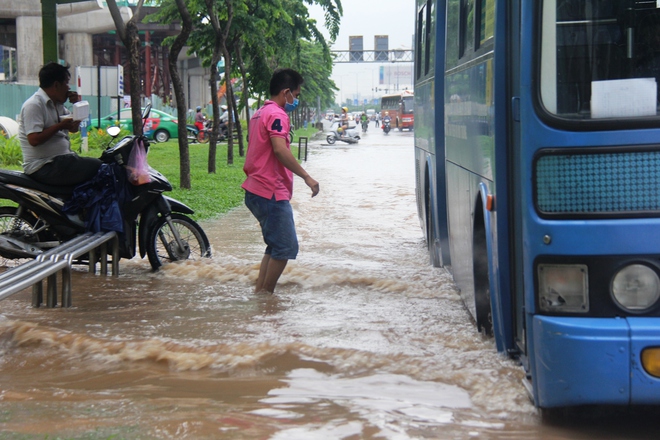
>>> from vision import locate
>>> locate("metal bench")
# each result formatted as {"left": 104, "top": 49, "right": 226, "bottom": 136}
{"left": 0, "top": 231, "right": 119, "bottom": 308}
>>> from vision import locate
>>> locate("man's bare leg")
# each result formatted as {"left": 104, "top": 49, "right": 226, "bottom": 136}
{"left": 255, "top": 254, "right": 288, "bottom": 293}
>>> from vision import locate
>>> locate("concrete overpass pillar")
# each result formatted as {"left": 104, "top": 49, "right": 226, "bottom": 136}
{"left": 64, "top": 33, "right": 93, "bottom": 69}
{"left": 16, "top": 16, "right": 43, "bottom": 84}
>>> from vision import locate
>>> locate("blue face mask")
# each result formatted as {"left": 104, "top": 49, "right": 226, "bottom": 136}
{"left": 284, "top": 90, "right": 299, "bottom": 112}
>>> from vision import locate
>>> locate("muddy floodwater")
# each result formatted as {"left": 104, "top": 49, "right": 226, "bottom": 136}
{"left": 1, "top": 126, "right": 658, "bottom": 439}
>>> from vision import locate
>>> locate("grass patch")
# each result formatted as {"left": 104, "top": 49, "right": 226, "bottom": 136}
{"left": 146, "top": 141, "right": 247, "bottom": 221}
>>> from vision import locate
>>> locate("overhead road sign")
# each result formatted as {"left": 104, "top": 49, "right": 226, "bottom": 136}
{"left": 332, "top": 49, "right": 414, "bottom": 63}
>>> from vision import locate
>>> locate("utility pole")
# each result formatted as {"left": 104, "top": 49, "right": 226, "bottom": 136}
{"left": 41, "top": 0, "right": 91, "bottom": 64}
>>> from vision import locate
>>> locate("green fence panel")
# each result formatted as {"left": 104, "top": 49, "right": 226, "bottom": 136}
{"left": 0, "top": 83, "right": 117, "bottom": 126}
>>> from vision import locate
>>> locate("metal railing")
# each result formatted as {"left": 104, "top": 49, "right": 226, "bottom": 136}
{"left": 0, "top": 231, "right": 119, "bottom": 308}
{"left": 297, "top": 137, "right": 309, "bottom": 162}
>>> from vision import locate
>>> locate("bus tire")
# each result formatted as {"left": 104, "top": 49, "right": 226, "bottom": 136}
{"left": 425, "top": 177, "right": 441, "bottom": 267}
{"left": 473, "top": 198, "right": 493, "bottom": 336}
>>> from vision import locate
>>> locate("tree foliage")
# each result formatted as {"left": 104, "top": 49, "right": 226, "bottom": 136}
{"left": 146, "top": 0, "right": 341, "bottom": 173}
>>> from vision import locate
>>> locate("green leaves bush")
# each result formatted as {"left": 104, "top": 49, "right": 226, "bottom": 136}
{"left": 0, "top": 136, "right": 22, "bottom": 166}
{"left": 70, "top": 127, "right": 131, "bottom": 152}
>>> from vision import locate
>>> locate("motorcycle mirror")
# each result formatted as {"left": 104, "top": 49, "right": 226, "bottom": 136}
{"left": 141, "top": 104, "right": 152, "bottom": 130}
{"left": 106, "top": 126, "right": 121, "bottom": 137}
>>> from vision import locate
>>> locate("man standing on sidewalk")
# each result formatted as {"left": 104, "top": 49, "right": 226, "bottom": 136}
{"left": 242, "top": 68, "right": 320, "bottom": 294}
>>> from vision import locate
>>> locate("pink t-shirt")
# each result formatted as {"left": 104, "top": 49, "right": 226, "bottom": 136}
{"left": 242, "top": 100, "right": 293, "bottom": 201}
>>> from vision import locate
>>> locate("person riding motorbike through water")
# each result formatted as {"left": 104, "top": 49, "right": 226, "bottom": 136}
{"left": 339, "top": 107, "right": 349, "bottom": 136}
{"left": 382, "top": 111, "right": 391, "bottom": 125}
{"left": 194, "top": 106, "right": 206, "bottom": 131}
{"left": 360, "top": 112, "right": 369, "bottom": 127}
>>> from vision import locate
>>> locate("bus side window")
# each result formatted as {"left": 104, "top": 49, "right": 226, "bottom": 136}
{"left": 446, "top": 0, "right": 460, "bottom": 68}
{"left": 459, "top": 0, "right": 475, "bottom": 59}
{"left": 425, "top": 0, "right": 434, "bottom": 76}
{"left": 416, "top": 4, "right": 427, "bottom": 80}
{"left": 474, "top": 0, "right": 494, "bottom": 51}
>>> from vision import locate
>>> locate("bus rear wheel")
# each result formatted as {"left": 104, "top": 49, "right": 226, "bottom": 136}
{"left": 425, "top": 179, "right": 441, "bottom": 267}
{"left": 473, "top": 200, "right": 493, "bottom": 336}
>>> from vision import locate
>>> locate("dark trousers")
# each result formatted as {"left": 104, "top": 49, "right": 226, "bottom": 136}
{"left": 30, "top": 154, "right": 103, "bottom": 187}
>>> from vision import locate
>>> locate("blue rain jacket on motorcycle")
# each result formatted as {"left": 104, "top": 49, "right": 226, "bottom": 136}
{"left": 63, "top": 163, "right": 132, "bottom": 233}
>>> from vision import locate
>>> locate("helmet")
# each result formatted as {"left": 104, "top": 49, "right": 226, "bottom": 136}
{"left": 385, "top": 112, "right": 389, "bottom": 115}
{"left": 337, "top": 127, "right": 344, "bottom": 133}
{"left": 342, "top": 107, "right": 348, "bottom": 113}
{"left": 221, "top": 105, "right": 228, "bottom": 111}
{"left": 196, "top": 106, "right": 202, "bottom": 111}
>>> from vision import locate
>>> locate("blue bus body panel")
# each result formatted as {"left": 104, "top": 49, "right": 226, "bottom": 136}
{"left": 628, "top": 318, "right": 660, "bottom": 404}
{"left": 532, "top": 316, "right": 630, "bottom": 407}
{"left": 532, "top": 316, "right": 660, "bottom": 407}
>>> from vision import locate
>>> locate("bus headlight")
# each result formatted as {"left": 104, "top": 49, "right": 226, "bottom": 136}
{"left": 538, "top": 264, "right": 589, "bottom": 313}
{"left": 611, "top": 264, "right": 660, "bottom": 312}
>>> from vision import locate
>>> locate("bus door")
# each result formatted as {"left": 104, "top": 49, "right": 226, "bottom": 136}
{"left": 507, "top": 0, "right": 525, "bottom": 355}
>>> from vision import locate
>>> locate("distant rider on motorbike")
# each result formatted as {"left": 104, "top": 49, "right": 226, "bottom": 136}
{"left": 339, "top": 106, "right": 349, "bottom": 136}
{"left": 194, "top": 106, "right": 206, "bottom": 131}
{"left": 360, "top": 112, "right": 368, "bottom": 126}
{"left": 383, "top": 112, "right": 391, "bottom": 125}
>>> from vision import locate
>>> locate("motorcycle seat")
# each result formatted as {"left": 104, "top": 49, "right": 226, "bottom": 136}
{"left": 0, "top": 170, "right": 76, "bottom": 197}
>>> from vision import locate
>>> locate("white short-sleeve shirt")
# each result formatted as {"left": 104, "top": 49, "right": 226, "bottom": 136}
{"left": 19, "top": 88, "right": 74, "bottom": 174}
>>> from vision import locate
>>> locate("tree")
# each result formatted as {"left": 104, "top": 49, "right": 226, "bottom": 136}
{"left": 167, "top": 0, "right": 194, "bottom": 189}
{"left": 203, "top": 0, "right": 234, "bottom": 170}
{"left": 106, "top": 0, "right": 146, "bottom": 136}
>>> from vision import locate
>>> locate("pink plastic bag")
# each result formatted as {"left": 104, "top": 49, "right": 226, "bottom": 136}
{"left": 126, "top": 139, "right": 151, "bottom": 185}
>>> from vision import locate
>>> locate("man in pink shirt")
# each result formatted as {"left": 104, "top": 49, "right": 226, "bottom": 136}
{"left": 242, "top": 69, "right": 319, "bottom": 294}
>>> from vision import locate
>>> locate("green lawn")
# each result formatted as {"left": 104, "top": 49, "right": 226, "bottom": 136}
{"left": 0, "top": 125, "right": 320, "bottom": 221}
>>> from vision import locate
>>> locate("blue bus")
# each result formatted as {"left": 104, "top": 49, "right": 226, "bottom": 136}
{"left": 415, "top": 0, "right": 660, "bottom": 409}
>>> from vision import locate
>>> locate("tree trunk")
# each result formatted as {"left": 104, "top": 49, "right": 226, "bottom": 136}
{"left": 207, "top": 59, "right": 219, "bottom": 174}
{"left": 234, "top": 40, "right": 248, "bottom": 157}
{"left": 222, "top": 47, "right": 234, "bottom": 165}
{"left": 204, "top": 0, "right": 233, "bottom": 173}
{"left": 231, "top": 85, "right": 243, "bottom": 157}
{"left": 169, "top": 0, "right": 193, "bottom": 189}
{"left": 105, "top": 0, "right": 145, "bottom": 136}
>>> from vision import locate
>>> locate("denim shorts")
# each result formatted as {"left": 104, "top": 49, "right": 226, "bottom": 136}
{"left": 245, "top": 191, "right": 299, "bottom": 260}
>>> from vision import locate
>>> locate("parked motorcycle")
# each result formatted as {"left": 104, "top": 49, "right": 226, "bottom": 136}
{"left": 326, "top": 122, "right": 360, "bottom": 145}
{"left": 382, "top": 118, "right": 391, "bottom": 135}
{"left": 0, "top": 106, "right": 211, "bottom": 271}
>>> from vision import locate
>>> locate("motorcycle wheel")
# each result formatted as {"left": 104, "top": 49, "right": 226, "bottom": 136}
{"left": 197, "top": 131, "right": 210, "bottom": 144}
{"left": 146, "top": 213, "right": 211, "bottom": 270}
{"left": 0, "top": 207, "right": 42, "bottom": 264}
{"left": 326, "top": 135, "right": 336, "bottom": 145}
{"left": 0, "top": 207, "right": 39, "bottom": 236}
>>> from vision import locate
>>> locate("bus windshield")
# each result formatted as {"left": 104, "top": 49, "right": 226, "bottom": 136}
{"left": 541, "top": 0, "right": 660, "bottom": 120}
{"left": 402, "top": 96, "right": 414, "bottom": 114}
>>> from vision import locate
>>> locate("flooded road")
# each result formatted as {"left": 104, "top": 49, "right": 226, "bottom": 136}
{"left": 0, "top": 125, "right": 658, "bottom": 439}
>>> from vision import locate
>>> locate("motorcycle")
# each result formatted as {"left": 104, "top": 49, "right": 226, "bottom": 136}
{"left": 361, "top": 120, "right": 369, "bottom": 133}
{"left": 382, "top": 118, "right": 391, "bottom": 135}
{"left": 186, "top": 120, "right": 212, "bottom": 144}
{"left": 326, "top": 121, "right": 360, "bottom": 145}
{"left": 0, "top": 105, "right": 212, "bottom": 271}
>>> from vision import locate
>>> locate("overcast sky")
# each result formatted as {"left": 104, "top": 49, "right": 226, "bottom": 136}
{"left": 307, "top": 1, "right": 416, "bottom": 106}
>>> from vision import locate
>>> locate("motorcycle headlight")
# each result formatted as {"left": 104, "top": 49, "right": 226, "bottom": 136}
{"left": 538, "top": 264, "right": 589, "bottom": 313}
{"left": 611, "top": 264, "right": 660, "bottom": 312}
